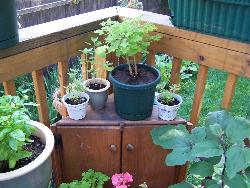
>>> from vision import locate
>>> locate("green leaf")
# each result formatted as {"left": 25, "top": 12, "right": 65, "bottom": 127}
{"left": 169, "top": 182, "right": 197, "bottom": 188}
{"left": 226, "top": 145, "right": 250, "bottom": 179}
{"left": 9, "top": 158, "right": 17, "bottom": 169}
{"left": 204, "top": 179, "right": 218, "bottom": 187}
{"left": 207, "top": 184, "right": 220, "bottom": 188}
{"left": 190, "top": 127, "right": 206, "bottom": 142}
{"left": 208, "top": 123, "right": 223, "bottom": 137}
{"left": 9, "top": 138, "right": 19, "bottom": 151}
{"left": 0, "top": 128, "right": 11, "bottom": 141}
{"left": 151, "top": 125, "right": 190, "bottom": 150}
{"left": 206, "top": 110, "right": 231, "bottom": 130}
{"left": 206, "top": 156, "right": 222, "bottom": 165}
{"left": 166, "top": 147, "right": 191, "bottom": 166}
{"left": 190, "top": 161, "right": 214, "bottom": 177}
{"left": 225, "top": 117, "right": 250, "bottom": 143}
{"left": 10, "top": 129, "right": 25, "bottom": 142}
{"left": 225, "top": 174, "right": 248, "bottom": 188}
{"left": 191, "top": 140, "right": 223, "bottom": 158}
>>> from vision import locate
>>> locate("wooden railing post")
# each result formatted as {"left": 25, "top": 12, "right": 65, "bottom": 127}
{"left": 147, "top": 50, "right": 155, "bottom": 66}
{"left": 3, "top": 80, "right": 17, "bottom": 96}
{"left": 170, "top": 57, "right": 182, "bottom": 86}
{"left": 221, "top": 73, "right": 238, "bottom": 109}
{"left": 32, "top": 69, "right": 50, "bottom": 126}
{"left": 58, "top": 61, "right": 68, "bottom": 117}
{"left": 190, "top": 65, "right": 209, "bottom": 126}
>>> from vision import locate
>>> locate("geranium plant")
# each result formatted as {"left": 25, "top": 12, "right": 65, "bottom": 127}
{"left": 95, "top": 17, "right": 161, "bottom": 78}
{"left": 151, "top": 110, "right": 250, "bottom": 188}
{"left": 0, "top": 95, "right": 35, "bottom": 169}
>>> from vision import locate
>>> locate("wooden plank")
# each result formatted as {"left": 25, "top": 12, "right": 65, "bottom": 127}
{"left": 80, "top": 53, "right": 88, "bottom": 80}
{"left": 147, "top": 50, "right": 155, "bottom": 66}
{"left": 190, "top": 65, "right": 209, "bottom": 126}
{"left": 170, "top": 57, "right": 182, "bottom": 86}
{"left": 149, "top": 34, "right": 250, "bottom": 78}
{"left": 32, "top": 69, "right": 50, "bottom": 126}
{"left": 0, "top": 32, "right": 94, "bottom": 83}
{"left": 221, "top": 73, "right": 238, "bottom": 109}
{"left": 58, "top": 61, "right": 68, "bottom": 117}
{"left": 95, "top": 54, "right": 107, "bottom": 79}
{"left": 3, "top": 80, "right": 17, "bottom": 95}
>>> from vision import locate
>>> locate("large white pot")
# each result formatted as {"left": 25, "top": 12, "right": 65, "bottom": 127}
{"left": 62, "top": 92, "right": 89, "bottom": 120}
{"left": 0, "top": 121, "right": 54, "bottom": 188}
{"left": 156, "top": 93, "right": 183, "bottom": 120}
{"left": 83, "top": 78, "right": 110, "bottom": 111}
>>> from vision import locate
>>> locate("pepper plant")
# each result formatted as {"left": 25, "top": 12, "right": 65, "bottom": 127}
{"left": 95, "top": 17, "right": 161, "bottom": 78}
{"left": 0, "top": 95, "right": 35, "bottom": 169}
{"left": 151, "top": 111, "right": 250, "bottom": 188}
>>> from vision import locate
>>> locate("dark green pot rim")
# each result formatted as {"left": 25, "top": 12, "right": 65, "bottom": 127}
{"left": 109, "top": 64, "right": 161, "bottom": 90}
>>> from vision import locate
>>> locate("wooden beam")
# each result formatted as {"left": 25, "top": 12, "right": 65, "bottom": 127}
{"left": 3, "top": 80, "right": 16, "bottom": 95}
{"left": 32, "top": 69, "right": 50, "bottom": 126}
{"left": 147, "top": 50, "right": 155, "bottom": 66}
{"left": 95, "top": 54, "right": 107, "bottom": 79}
{"left": 170, "top": 57, "right": 182, "bottom": 86}
{"left": 81, "top": 53, "right": 88, "bottom": 80}
{"left": 221, "top": 73, "right": 238, "bottom": 109}
{"left": 58, "top": 61, "right": 68, "bottom": 117}
{"left": 190, "top": 65, "right": 209, "bottom": 126}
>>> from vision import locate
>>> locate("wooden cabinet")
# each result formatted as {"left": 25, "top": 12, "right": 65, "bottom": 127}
{"left": 52, "top": 96, "right": 187, "bottom": 188}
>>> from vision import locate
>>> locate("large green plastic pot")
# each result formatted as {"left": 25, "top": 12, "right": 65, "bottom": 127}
{"left": 0, "top": 0, "right": 19, "bottom": 49}
{"left": 168, "top": 0, "right": 250, "bottom": 43}
{"left": 109, "top": 64, "right": 161, "bottom": 121}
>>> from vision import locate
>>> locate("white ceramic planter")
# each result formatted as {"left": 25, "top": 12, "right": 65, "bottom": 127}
{"left": 83, "top": 78, "right": 110, "bottom": 110}
{"left": 0, "top": 121, "right": 54, "bottom": 188}
{"left": 62, "top": 92, "right": 90, "bottom": 120}
{"left": 156, "top": 93, "right": 183, "bottom": 120}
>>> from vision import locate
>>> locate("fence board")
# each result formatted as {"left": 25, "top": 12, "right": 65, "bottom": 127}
{"left": 170, "top": 57, "right": 181, "bottom": 86}
{"left": 3, "top": 80, "right": 17, "bottom": 96}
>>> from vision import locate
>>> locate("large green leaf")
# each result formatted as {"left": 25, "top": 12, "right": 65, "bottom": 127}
{"left": 226, "top": 145, "right": 250, "bottom": 179}
{"left": 151, "top": 125, "right": 190, "bottom": 150}
{"left": 207, "top": 184, "right": 220, "bottom": 188}
{"left": 189, "top": 161, "right": 214, "bottom": 177}
{"left": 10, "top": 129, "right": 25, "bottom": 142}
{"left": 225, "top": 174, "right": 248, "bottom": 188}
{"left": 166, "top": 147, "right": 191, "bottom": 166}
{"left": 204, "top": 179, "right": 218, "bottom": 187}
{"left": 191, "top": 140, "right": 223, "bottom": 158}
{"left": 225, "top": 117, "right": 250, "bottom": 143}
{"left": 169, "top": 182, "right": 197, "bottom": 188}
{"left": 208, "top": 123, "right": 223, "bottom": 137}
{"left": 190, "top": 127, "right": 206, "bottom": 143}
{"left": 206, "top": 111, "right": 231, "bottom": 130}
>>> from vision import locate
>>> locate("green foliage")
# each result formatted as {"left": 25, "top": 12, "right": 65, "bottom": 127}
{"left": 95, "top": 17, "right": 161, "bottom": 77}
{"left": 59, "top": 169, "right": 110, "bottom": 188}
{"left": 118, "top": 0, "right": 143, "bottom": 10}
{"left": 0, "top": 95, "right": 35, "bottom": 169}
{"left": 151, "top": 110, "right": 250, "bottom": 187}
{"left": 79, "top": 37, "right": 113, "bottom": 79}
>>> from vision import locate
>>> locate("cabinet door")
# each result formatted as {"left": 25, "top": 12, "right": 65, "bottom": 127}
{"left": 122, "top": 126, "right": 180, "bottom": 188}
{"left": 57, "top": 126, "right": 121, "bottom": 188}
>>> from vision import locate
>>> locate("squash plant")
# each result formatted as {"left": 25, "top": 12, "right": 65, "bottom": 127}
{"left": 0, "top": 95, "right": 35, "bottom": 169}
{"left": 151, "top": 111, "right": 250, "bottom": 188}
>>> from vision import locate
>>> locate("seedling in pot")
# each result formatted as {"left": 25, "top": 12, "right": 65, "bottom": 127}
{"left": 79, "top": 37, "right": 113, "bottom": 90}
{"left": 158, "top": 84, "right": 180, "bottom": 106}
{"left": 95, "top": 16, "right": 161, "bottom": 81}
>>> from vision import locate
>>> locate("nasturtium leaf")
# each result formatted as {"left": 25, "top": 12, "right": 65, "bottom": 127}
{"left": 10, "top": 129, "right": 25, "bottom": 142}
{"left": 151, "top": 125, "right": 190, "bottom": 150}
{"left": 225, "top": 117, "right": 250, "bottom": 143}
{"left": 226, "top": 145, "right": 250, "bottom": 179}
{"left": 206, "top": 156, "right": 222, "bottom": 165}
{"left": 208, "top": 123, "right": 223, "bottom": 137}
{"left": 204, "top": 179, "right": 218, "bottom": 187}
{"left": 166, "top": 147, "right": 191, "bottom": 166}
{"left": 190, "top": 127, "right": 206, "bottom": 142}
{"left": 191, "top": 140, "right": 223, "bottom": 158}
{"left": 169, "top": 182, "right": 197, "bottom": 188}
{"left": 9, "top": 138, "right": 19, "bottom": 151}
{"left": 206, "top": 110, "right": 231, "bottom": 130}
{"left": 189, "top": 161, "right": 214, "bottom": 177}
{"left": 225, "top": 174, "right": 248, "bottom": 188}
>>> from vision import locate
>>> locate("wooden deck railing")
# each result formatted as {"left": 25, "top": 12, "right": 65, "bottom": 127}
{"left": 0, "top": 6, "right": 250, "bottom": 128}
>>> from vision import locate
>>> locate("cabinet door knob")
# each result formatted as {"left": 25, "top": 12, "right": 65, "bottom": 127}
{"left": 109, "top": 144, "right": 117, "bottom": 152}
{"left": 127, "top": 144, "right": 134, "bottom": 151}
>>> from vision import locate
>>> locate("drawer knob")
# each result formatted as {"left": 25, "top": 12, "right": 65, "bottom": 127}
{"left": 127, "top": 144, "right": 134, "bottom": 151}
{"left": 109, "top": 144, "right": 117, "bottom": 152}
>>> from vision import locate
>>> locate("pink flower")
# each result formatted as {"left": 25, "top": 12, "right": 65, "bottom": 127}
{"left": 112, "top": 172, "right": 133, "bottom": 188}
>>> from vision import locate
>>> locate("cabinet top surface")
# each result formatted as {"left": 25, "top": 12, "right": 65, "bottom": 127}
{"left": 56, "top": 95, "right": 186, "bottom": 127}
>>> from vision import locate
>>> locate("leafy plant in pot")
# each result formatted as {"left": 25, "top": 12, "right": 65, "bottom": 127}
{"left": 81, "top": 37, "right": 113, "bottom": 111}
{"left": 156, "top": 84, "right": 182, "bottom": 120}
{"left": 62, "top": 69, "right": 90, "bottom": 120}
{"left": 0, "top": 95, "right": 54, "bottom": 188}
{"left": 151, "top": 110, "right": 250, "bottom": 188}
{"left": 95, "top": 17, "right": 161, "bottom": 120}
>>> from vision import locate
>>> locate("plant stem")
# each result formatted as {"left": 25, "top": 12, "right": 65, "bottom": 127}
{"left": 133, "top": 56, "right": 138, "bottom": 76}
{"left": 126, "top": 57, "right": 133, "bottom": 76}
{"left": 220, "top": 136, "right": 227, "bottom": 188}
